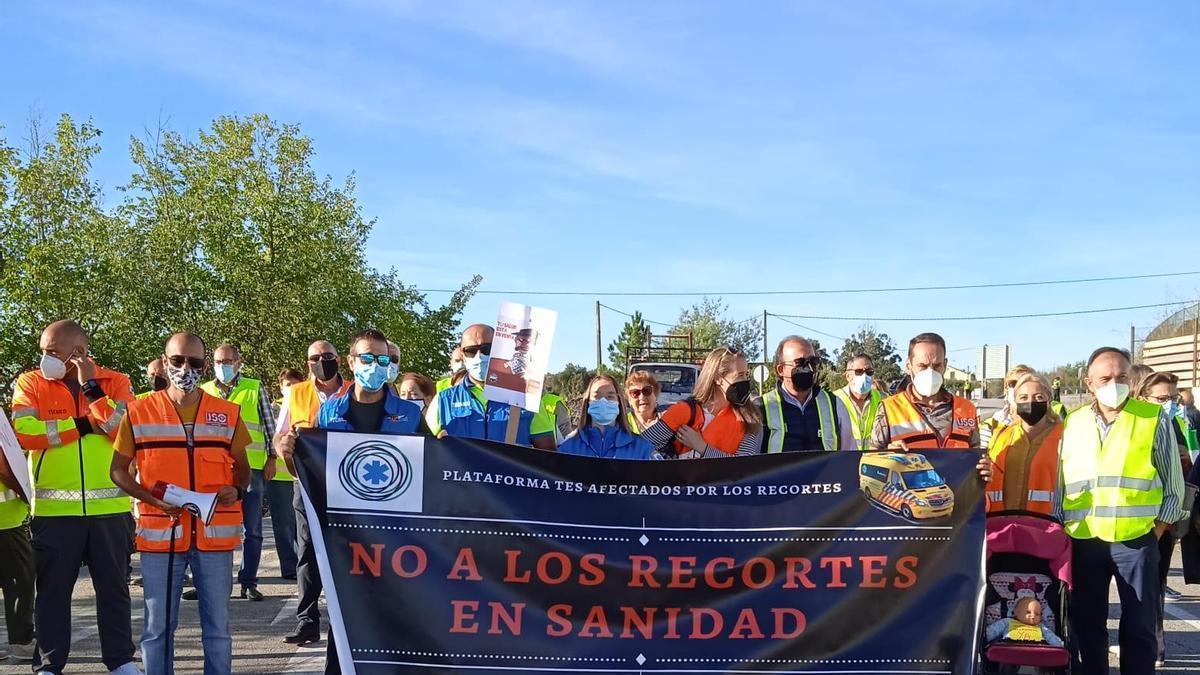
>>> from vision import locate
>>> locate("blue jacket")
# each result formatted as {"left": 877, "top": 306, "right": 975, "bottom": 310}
{"left": 558, "top": 425, "right": 655, "bottom": 460}
{"left": 434, "top": 379, "right": 546, "bottom": 446}
{"left": 317, "top": 387, "right": 423, "bottom": 434}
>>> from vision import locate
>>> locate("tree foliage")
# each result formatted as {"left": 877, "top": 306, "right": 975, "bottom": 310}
{"left": 607, "top": 311, "right": 650, "bottom": 373}
{"left": 0, "top": 113, "right": 477, "bottom": 404}
{"left": 670, "top": 297, "right": 762, "bottom": 361}
{"left": 819, "top": 326, "right": 904, "bottom": 392}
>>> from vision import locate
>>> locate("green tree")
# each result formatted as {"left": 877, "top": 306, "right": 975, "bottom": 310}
{"left": 607, "top": 311, "right": 650, "bottom": 373}
{"left": 0, "top": 113, "right": 478, "bottom": 404}
{"left": 819, "top": 326, "right": 903, "bottom": 392}
{"left": 0, "top": 115, "right": 137, "bottom": 397}
{"left": 671, "top": 297, "right": 762, "bottom": 360}
{"left": 1043, "top": 360, "right": 1086, "bottom": 396}
{"left": 120, "top": 114, "right": 477, "bottom": 387}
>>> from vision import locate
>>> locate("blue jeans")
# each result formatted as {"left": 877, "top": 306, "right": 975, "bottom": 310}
{"left": 238, "top": 470, "right": 299, "bottom": 586}
{"left": 141, "top": 549, "right": 233, "bottom": 675}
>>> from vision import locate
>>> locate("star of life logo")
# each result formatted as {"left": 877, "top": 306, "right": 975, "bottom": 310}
{"left": 326, "top": 434, "right": 424, "bottom": 513}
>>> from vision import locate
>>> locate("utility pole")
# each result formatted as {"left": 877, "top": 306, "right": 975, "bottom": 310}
{"left": 1192, "top": 303, "right": 1199, "bottom": 388}
{"left": 762, "top": 310, "right": 769, "bottom": 371}
{"left": 1130, "top": 324, "right": 1135, "bottom": 361}
{"left": 595, "top": 301, "right": 602, "bottom": 371}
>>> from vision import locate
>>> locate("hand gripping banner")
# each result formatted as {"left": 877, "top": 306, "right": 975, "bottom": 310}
{"left": 294, "top": 431, "right": 986, "bottom": 675}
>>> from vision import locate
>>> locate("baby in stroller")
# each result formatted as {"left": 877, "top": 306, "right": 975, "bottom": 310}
{"left": 986, "top": 597, "right": 1064, "bottom": 647}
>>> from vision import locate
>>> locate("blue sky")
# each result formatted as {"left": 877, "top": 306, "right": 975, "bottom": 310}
{"left": 4, "top": 1, "right": 1199, "bottom": 374}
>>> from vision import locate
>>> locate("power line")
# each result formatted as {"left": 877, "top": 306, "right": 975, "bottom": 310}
{"left": 416, "top": 270, "right": 1200, "bottom": 297}
{"left": 770, "top": 300, "right": 1193, "bottom": 323}
{"left": 597, "top": 303, "right": 675, "bottom": 328}
{"left": 770, "top": 315, "right": 846, "bottom": 342}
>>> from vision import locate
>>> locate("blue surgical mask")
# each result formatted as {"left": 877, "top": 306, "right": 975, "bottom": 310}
{"left": 1162, "top": 400, "right": 1179, "bottom": 418}
{"left": 465, "top": 355, "right": 489, "bottom": 382}
{"left": 215, "top": 363, "right": 238, "bottom": 385}
{"left": 852, "top": 374, "right": 873, "bottom": 396}
{"left": 385, "top": 362, "right": 399, "bottom": 384}
{"left": 588, "top": 399, "right": 620, "bottom": 426}
{"left": 353, "top": 362, "right": 388, "bottom": 392}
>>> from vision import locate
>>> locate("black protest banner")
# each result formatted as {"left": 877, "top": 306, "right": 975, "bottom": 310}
{"left": 295, "top": 431, "right": 985, "bottom": 675}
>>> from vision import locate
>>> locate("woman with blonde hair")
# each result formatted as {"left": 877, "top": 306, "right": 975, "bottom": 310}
{"left": 981, "top": 364, "right": 1036, "bottom": 450}
{"left": 984, "top": 372, "right": 1062, "bottom": 515}
{"left": 558, "top": 374, "right": 655, "bottom": 459}
{"left": 641, "top": 346, "right": 762, "bottom": 458}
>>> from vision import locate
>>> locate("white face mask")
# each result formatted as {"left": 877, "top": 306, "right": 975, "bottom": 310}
{"left": 851, "top": 373, "right": 873, "bottom": 396}
{"left": 39, "top": 353, "right": 67, "bottom": 381}
{"left": 1093, "top": 381, "right": 1130, "bottom": 409}
{"left": 912, "top": 368, "right": 944, "bottom": 397}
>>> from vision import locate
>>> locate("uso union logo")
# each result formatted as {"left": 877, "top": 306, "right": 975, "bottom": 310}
{"left": 338, "top": 440, "right": 413, "bottom": 502}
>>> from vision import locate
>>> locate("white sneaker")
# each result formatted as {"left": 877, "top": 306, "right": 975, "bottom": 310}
{"left": 1108, "top": 644, "right": 1120, "bottom": 656}
{"left": 7, "top": 642, "right": 34, "bottom": 658}
{"left": 1156, "top": 659, "right": 1166, "bottom": 668}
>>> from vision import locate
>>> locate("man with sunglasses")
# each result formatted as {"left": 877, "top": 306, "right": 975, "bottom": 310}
{"left": 11, "top": 320, "right": 138, "bottom": 675}
{"left": 832, "top": 353, "right": 884, "bottom": 452}
{"left": 273, "top": 340, "right": 350, "bottom": 647}
{"left": 110, "top": 331, "right": 252, "bottom": 675}
{"left": 195, "top": 343, "right": 295, "bottom": 602}
{"left": 756, "top": 336, "right": 857, "bottom": 453}
{"left": 425, "top": 324, "right": 557, "bottom": 449}
{"left": 294, "top": 329, "right": 425, "bottom": 674}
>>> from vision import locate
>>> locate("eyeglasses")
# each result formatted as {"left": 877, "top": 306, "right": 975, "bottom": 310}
{"left": 847, "top": 368, "right": 874, "bottom": 376}
{"left": 627, "top": 386, "right": 654, "bottom": 398}
{"left": 351, "top": 353, "right": 393, "bottom": 367}
{"left": 461, "top": 342, "right": 492, "bottom": 357}
{"left": 307, "top": 352, "right": 337, "bottom": 363}
{"left": 1147, "top": 394, "right": 1179, "bottom": 404}
{"left": 165, "top": 355, "right": 205, "bottom": 369}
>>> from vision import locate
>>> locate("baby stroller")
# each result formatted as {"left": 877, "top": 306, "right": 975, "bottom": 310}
{"left": 981, "top": 510, "right": 1072, "bottom": 674}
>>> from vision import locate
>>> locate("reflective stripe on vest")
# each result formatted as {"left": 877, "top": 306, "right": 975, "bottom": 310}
{"left": 986, "top": 421, "right": 1061, "bottom": 515}
{"left": 763, "top": 388, "right": 837, "bottom": 453}
{"left": 127, "top": 391, "right": 244, "bottom": 552}
{"left": 880, "top": 392, "right": 976, "bottom": 449}
{"left": 15, "top": 370, "right": 133, "bottom": 518}
{"left": 833, "top": 388, "right": 881, "bottom": 451}
{"left": 1060, "top": 398, "right": 1162, "bottom": 542}
{"left": 0, "top": 489, "right": 19, "bottom": 502}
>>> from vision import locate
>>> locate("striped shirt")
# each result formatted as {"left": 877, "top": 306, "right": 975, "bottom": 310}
{"left": 1053, "top": 407, "right": 1186, "bottom": 523}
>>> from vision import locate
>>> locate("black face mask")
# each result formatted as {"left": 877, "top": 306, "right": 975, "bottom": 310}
{"left": 151, "top": 375, "right": 168, "bottom": 392}
{"left": 1016, "top": 400, "right": 1048, "bottom": 426}
{"left": 790, "top": 368, "right": 815, "bottom": 392}
{"left": 725, "top": 379, "right": 752, "bottom": 407}
{"left": 311, "top": 358, "right": 339, "bottom": 382}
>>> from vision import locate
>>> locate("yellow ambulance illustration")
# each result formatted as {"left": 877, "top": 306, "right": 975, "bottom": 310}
{"left": 859, "top": 453, "right": 954, "bottom": 520}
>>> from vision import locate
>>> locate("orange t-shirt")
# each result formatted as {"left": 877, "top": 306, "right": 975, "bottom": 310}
{"left": 660, "top": 400, "right": 747, "bottom": 456}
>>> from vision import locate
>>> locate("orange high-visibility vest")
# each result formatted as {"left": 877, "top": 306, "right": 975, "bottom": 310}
{"left": 881, "top": 391, "right": 977, "bottom": 449}
{"left": 287, "top": 378, "right": 350, "bottom": 431}
{"left": 986, "top": 421, "right": 1062, "bottom": 515}
{"left": 126, "top": 391, "right": 243, "bottom": 553}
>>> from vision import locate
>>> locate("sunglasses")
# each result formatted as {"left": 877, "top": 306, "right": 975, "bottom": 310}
{"left": 627, "top": 386, "right": 654, "bottom": 398}
{"left": 352, "top": 353, "right": 393, "bottom": 367}
{"left": 847, "top": 368, "right": 874, "bottom": 376}
{"left": 165, "top": 355, "right": 205, "bottom": 369}
{"left": 307, "top": 352, "right": 337, "bottom": 363}
{"left": 788, "top": 357, "right": 820, "bottom": 370}
{"left": 462, "top": 343, "right": 492, "bottom": 357}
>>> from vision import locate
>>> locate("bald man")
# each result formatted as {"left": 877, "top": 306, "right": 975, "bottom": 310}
{"left": 273, "top": 340, "right": 350, "bottom": 648}
{"left": 425, "top": 324, "right": 556, "bottom": 450}
{"left": 141, "top": 357, "right": 168, "bottom": 398}
{"left": 111, "top": 332, "right": 251, "bottom": 675}
{"left": 11, "top": 320, "right": 138, "bottom": 674}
